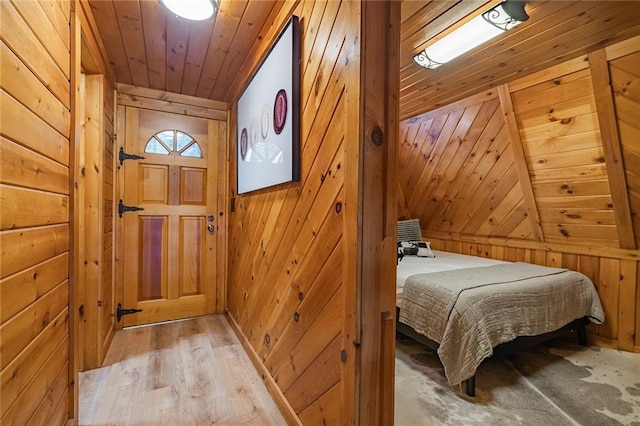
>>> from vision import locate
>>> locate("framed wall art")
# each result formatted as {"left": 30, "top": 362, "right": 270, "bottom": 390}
{"left": 237, "top": 15, "right": 300, "bottom": 194}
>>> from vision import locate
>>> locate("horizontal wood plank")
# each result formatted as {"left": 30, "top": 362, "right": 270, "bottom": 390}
{"left": 0, "top": 90, "right": 69, "bottom": 166}
{"left": 0, "top": 1, "right": 70, "bottom": 109}
{"left": 9, "top": 0, "right": 70, "bottom": 79}
{"left": 26, "top": 362, "right": 69, "bottom": 426}
{"left": 0, "top": 307, "right": 68, "bottom": 414}
{"left": 0, "top": 253, "right": 68, "bottom": 324}
{"left": 0, "top": 185, "right": 69, "bottom": 231}
{"left": 0, "top": 281, "right": 68, "bottom": 369}
{"left": 0, "top": 224, "right": 69, "bottom": 279}
{"left": 0, "top": 137, "right": 69, "bottom": 194}
{"left": 0, "top": 337, "right": 68, "bottom": 425}
{"left": 0, "top": 41, "right": 71, "bottom": 138}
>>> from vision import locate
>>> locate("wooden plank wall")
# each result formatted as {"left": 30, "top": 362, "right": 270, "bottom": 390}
{"left": 226, "top": 1, "right": 366, "bottom": 423}
{"left": 0, "top": 1, "right": 72, "bottom": 424}
{"left": 398, "top": 36, "right": 640, "bottom": 353}
{"left": 101, "top": 77, "right": 116, "bottom": 363}
{"left": 73, "top": 0, "right": 118, "bottom": 374}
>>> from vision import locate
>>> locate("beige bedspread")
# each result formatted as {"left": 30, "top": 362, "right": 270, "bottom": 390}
{"left": 399, "top": 262, "right": 605, "bottom": 385}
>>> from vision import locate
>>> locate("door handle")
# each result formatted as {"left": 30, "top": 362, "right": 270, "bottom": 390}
{"left": 207, "top": 224, "right": 215, "bottom": 233}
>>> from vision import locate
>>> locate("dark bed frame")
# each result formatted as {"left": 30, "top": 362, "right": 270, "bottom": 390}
{"left": 395, "top": 306, "right": 589, "bottom": 397}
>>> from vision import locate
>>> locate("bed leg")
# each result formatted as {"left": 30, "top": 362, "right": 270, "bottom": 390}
{"left": 577, "top": 324, "right": 587, "bottom": 346}
{"left": 465, "top": 375, "right": 476, "bottom": 397}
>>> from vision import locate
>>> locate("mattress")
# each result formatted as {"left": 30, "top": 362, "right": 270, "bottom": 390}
{"left": 396, "top": 250, "right": 506, "bottom": 302}
{"left": 397, "top": 252, "right": 605, "bottom": 385}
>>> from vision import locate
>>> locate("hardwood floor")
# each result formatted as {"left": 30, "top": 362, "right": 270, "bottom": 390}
{"left": 79, "top": 315, "right": 286, "bottom": 425}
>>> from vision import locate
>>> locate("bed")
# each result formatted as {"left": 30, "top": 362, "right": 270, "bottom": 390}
{"left": 395, "top": 249, "right": 605, "bottom": 396}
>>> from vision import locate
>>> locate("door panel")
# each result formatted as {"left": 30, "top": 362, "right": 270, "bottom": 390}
{"left": 121, "top": 108, "right": 216, "bottom": 326}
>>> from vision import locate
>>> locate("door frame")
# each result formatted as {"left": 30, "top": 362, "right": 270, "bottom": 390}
{"left": 70, "top": 7, "right": 118, "bottom": 420}
{"left": 114, "top": 90, "right": 229, "bottom": 330}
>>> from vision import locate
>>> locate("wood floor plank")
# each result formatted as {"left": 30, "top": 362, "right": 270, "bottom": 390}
{"left": 79, "top": 315, "right": 285, "bottom": 425}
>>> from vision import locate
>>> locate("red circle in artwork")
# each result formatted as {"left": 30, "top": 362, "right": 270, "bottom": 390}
{"left": 240, "top": 128, "right": 248, "bottom": 160}
{"left": 273, "top": 89, "right": 288, "bottom": 135}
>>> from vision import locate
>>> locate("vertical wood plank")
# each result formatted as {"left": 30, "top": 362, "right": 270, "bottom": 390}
{"left": 342, "top": 0, "right": 360, "bottom": 422}
{"left": 69, "top": 9, "right": 83, "bottom": 420}
{"left": 206, "top": 120, "right": 219, "bottom": 312}
{"left": 545, "top": 251, "right": 562, "bottom": 268}
{"left": 215, "top": 120, "right": 228, "bottom": 314}
{"left": 114, "top": 105, "right": 126, "bottom": 331}
{"left": 82, "top": 74, "right": 105, "bottom": 370}
{"left": 618, "top": 259, "right": 637, "bottom": 351}
{"left": 598, "top": 257, "right": 620, "bottom": 340}
{"left": 588, "top": 49, "right": 636, "bottom": 249}
{"left": 353, "top": 1, "right": 400, "bottom": 424}
{"left": 123, "top": 107, "right": 141, "bottom": 323}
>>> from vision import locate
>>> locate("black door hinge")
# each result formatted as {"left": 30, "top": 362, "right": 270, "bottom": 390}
{"left": 116, "top": 303, "right": 143, "bottom": 322}
{"left": 118, "top": 199, "right": 144, "bottom": 218}
{"left": 119, "top": 147, "right": 145, "bottom": 166}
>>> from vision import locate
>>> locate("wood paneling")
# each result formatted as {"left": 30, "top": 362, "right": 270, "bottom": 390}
{"left": 117, "top": 83, "right": 227, "bottom": 121}
{"left": 70, "top": 1, "right": 118, "bottom": 419}
{"left": 227, "top": 1, "right": 399, "bottom": 423}
{"left": 101, "top": 79, "right": 116, "bottom": 361}
{"left": 0, "top": 1, "right": 70, "bottom": 109}
{"left": 88, "top": 0, "right": 282, "bottom": 102}
{"left": 227, "top": 1, "right": 347, "bottom": 419}
{"left": 400, "top": 1, "right": 640, "bottom": 120}
{"left": 399, "top": 37, "right": 640, "bottom": 352}
{"left": 611, "top": 48, "right": 640, "bottom": 251}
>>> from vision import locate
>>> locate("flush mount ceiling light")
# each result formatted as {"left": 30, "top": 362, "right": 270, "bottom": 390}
{"left": 159, "top": 0, "right": 218, "bottom": 21}
{"left": 414, "top": 1, "right": 529, "bottom": 69}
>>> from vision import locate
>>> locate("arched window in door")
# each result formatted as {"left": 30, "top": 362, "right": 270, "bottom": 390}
{"left": 144, "top": 130, "right": 202, "bottom": 158}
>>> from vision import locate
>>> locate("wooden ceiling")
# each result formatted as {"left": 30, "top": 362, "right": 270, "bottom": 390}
{"left": 89, "top": 1, "right": 640, "bottom": 117}
{"left": 87, "top": 0, "right": 282, "bottom": 103}
{"left": 400, "top": 1, "right": 640, "bottom": 120}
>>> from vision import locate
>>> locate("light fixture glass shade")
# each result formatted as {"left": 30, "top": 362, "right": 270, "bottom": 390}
{"left": 414, "top": 1, "right": 528, "bottom": 69}
{"left": 159, "top": 0, "right": 217, "bottom": 21}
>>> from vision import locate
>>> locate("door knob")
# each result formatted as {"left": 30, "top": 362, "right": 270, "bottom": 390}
{"left": 207, "top": 224, "right": 215, "bottom": 233}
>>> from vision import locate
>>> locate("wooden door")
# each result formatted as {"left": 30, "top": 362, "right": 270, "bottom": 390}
{"left": 121, "top": 108, "right": 217, "bottom": 326}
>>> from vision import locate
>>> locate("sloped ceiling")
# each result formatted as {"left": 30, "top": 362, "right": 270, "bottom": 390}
{"left": 89, "top": 1, "right": 640, "bottom": 113}
{"left": 400, "top": 1, "right": 640, "bottom": 120}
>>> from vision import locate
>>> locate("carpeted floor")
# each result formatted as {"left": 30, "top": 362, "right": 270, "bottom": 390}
{"left": 395, "top": 336, "right": 640, "bottom": 425}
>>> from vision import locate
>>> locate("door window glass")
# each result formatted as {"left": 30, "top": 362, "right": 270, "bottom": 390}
{"left": 144, "top": 130, "right": 203, "bottom": 158}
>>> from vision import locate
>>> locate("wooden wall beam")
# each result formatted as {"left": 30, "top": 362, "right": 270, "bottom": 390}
{"left": 81, "top": 74, "right": 105, "bottom": 370}
{"left": 497, "top": 84, "right": 544, "bottom": 242}
{"left": 605, "top": 34, "right": 640, "bottom": 61}
{"left": 424, "top": 230, "right": 640, "bottom": 261}
{"left": 69, "top": 5, "right": 82, "bottom": 421}
{"left": 75, "top": 0, "right": 115, "bottom": 81}
{"left": 588, "top": 49, "right": 636, "bottom": 250}
{"left": 117, "top": 83, "right": 228, "bottom": 121}
{"left": 345, "top": 1, "right": 400, "bottom": 424}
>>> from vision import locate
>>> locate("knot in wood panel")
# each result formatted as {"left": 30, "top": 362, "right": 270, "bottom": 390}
{"left": 369, "top": 125, "right": 384, "bottom": 147}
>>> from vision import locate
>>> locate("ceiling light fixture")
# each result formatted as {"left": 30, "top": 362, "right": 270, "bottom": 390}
{"left": 159, "top": 0, "right": 218, "bottom": 21}
{"left": 414, "top": 1, "right": 529, "bottom": 69}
